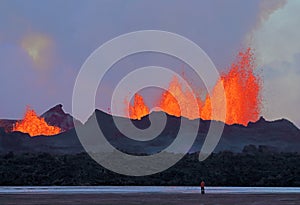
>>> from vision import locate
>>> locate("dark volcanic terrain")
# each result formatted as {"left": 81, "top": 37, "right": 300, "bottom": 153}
{"left": 1, "top": 105, "right": 300, "bottom": 186}
{"left": 0, "top": 104, "right": 299, "bottom": 155}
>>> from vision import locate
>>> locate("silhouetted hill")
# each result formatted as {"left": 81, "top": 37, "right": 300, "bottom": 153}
{"left": 0, "top": 106, "right": 299, "bottom": 154}
{"left": 41, "top": 104, "right": 81, "bottom": 131}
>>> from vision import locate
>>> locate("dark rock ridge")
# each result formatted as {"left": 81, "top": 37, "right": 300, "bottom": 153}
{"left": 41, "top": 104, "right": 81, "bottom": 132}
{"left": 0, "top": 105, "right": 299, "bottom": 155}
{"left": 0, "top": 119, "right": 17, "bottom": 132}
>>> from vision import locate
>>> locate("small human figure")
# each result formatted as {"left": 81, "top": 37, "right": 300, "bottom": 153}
{"left": 200, "top": 180, "right": 205, "bottom": 194}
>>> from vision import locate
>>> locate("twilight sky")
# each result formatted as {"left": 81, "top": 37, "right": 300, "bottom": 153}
{"left": 0, "top": 0, "right": 299, "bottom": 127}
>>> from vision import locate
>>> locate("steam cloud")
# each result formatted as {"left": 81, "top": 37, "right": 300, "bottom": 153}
{"left": 246, "top": 0, "right": 300, "bottom": 127}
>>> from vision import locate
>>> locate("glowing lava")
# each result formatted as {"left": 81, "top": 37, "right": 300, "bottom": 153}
{"left": 12, "top": 107, "right": 61, "bottom": 137}
{"left": 158, "top": 76, "right": 201, "bottom": 119}
{"left": 127, "top": 48, "right": 261, "bottom": 126}
{"left": 210, "top": 48, "right": 261, "bottom": 125}
{"left": 128, "top": 94, "right": 150, "bottom": 120}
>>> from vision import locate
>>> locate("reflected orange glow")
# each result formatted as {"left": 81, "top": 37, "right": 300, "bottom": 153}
{"left": 21, "top": 33, "right": 53, "bottom": 69}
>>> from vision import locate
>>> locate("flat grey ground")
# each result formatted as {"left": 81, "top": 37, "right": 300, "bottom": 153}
{"left": 1, "top": 193, "right": 300, "bottom": 205}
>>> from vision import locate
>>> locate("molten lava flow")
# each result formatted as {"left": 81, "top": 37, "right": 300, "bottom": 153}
{"left": 12, "top": 107, "right": 61, "bottom": 137}
{"left": 128, "top": 93, "right": 150, "bottom": 120}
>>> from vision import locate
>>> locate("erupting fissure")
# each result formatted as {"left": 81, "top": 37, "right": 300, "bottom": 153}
{"left": 12, "top": 107, "right": 61, "bottom": 137}
{"left": 128, "top": 48, "right": 261, "bottom": 126}
{"left": 128, "top": 94, "right": 150, "bottom": 120}
{"left": 158, "top": 76, "right": 200, "bottom": 119}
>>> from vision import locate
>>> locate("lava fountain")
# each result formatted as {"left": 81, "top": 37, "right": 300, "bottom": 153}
{"left": 128, "top": 93, "right": 150, "bottom": 120}
{"left": 12, "top": 107, "right": 61, "bottom": 137}
{"left": 205, "top": 48, "right": 261, "bottom": 125}
{"left": 127, "top": 48, "right": 261, "bottom": 126}
{"left": 158, "top": 76, "right": 202, "bottom": 119}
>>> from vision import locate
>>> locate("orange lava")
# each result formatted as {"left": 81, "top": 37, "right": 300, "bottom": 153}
{"left": 12, "top": 107, "right": 61, "bottom": 137}
{"left": 127, "top": 48, "right": 261, "bottom": 126}
{"left": 158, "top": 76, "right": 201, "bottom": 119}
{"left": 128, "top": 94, "right": 150, "bottom": 120}
{"left": 204, "top": 48, "right": 261, "bottom": 125}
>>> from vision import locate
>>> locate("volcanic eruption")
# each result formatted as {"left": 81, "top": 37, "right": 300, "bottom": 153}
{"left": 128, "top": 93, "right": 150, "bottom": 120}
{"left": 12, "top": 107, "right": 61, "bottom": 137}
{"left": 128, "top": 48, "right": 261, "bottom": 126}
{"left": 11, "top": 48, "right": 261, "bottom": 138}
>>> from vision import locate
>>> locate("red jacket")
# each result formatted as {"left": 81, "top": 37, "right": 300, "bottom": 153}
{"left": 201, "top": 181, "right": 205, "bottom": 188}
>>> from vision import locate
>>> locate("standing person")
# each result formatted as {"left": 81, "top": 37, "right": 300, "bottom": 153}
{"left": 200, "top": 180, "right": 205, "bottom": 194}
